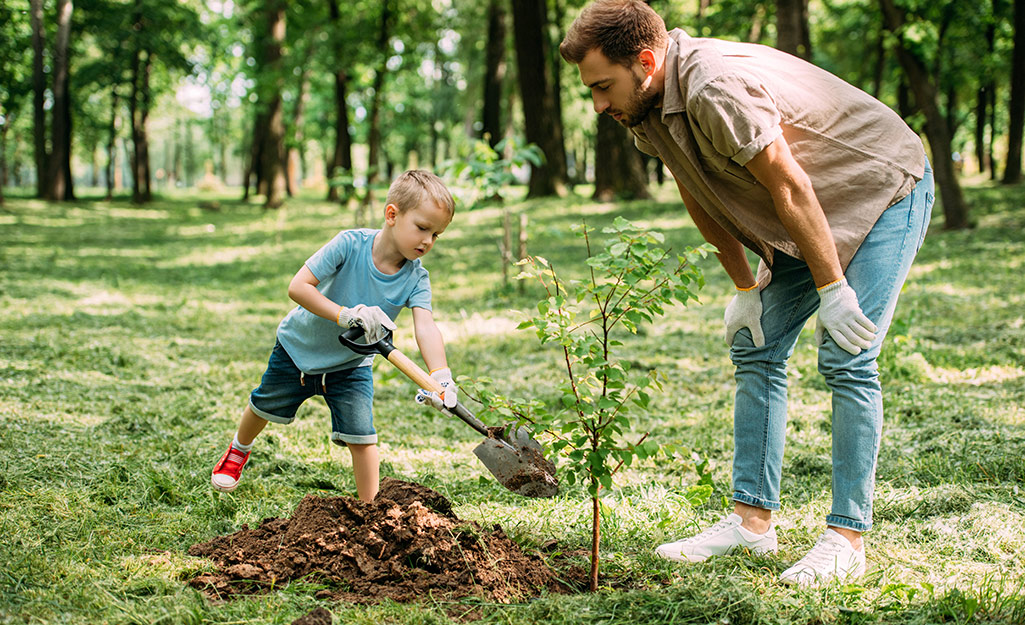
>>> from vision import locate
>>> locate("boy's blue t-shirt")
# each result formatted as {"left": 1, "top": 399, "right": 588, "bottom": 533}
{"left": 276, "top": 228, "right": 432, "bottom": 374}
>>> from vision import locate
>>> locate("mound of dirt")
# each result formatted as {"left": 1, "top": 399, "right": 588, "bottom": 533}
{"left": 188, "top": 478, "right": 568, "bottom": 604}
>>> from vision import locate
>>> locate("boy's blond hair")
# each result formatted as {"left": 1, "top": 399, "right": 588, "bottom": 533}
{"left": 386, "top": 170, "right": 455, "bottom": 217}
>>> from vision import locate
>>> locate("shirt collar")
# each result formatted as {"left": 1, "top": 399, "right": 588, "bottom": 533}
{"left": 660, "top": 28, "right": 690, "bottom": 117}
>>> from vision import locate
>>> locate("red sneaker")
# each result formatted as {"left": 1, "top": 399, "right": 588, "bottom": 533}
{"left": 211, "top": 443, "right": 251, "bottom": 492}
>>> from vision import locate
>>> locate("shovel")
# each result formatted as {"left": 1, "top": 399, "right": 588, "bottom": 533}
{"left": 338, "top": 327, "right": 558, "bottom": 498}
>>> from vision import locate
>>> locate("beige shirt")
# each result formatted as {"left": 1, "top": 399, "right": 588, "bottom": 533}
{"left": 633, "top": 29, "right": 925, "bottom": 284}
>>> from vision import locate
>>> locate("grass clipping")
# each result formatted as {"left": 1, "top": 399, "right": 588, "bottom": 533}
{"left": 188, "top": 478, "right": 568, "bottom": 603}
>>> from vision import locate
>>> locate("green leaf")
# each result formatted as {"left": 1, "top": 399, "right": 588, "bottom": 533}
{"left": 609, "top": 242, "right": 629, "bottom": 257}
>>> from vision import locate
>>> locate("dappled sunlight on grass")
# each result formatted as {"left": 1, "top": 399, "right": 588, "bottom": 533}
{"left": 158, "top": 245, "right": 267, "bottom": 269}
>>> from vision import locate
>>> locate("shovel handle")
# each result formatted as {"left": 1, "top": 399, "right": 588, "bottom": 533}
{"left": 378, "top": 344, "right": 492, "bottom": 438}
{"left": 339, "top": 326, "right": 492, "bottom": 438}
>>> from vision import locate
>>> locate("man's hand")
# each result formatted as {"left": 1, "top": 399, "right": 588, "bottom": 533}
{"left": 414, "top": 367, "right": 458, "bottom": 411}
{"left": 724, "top": 284, "right": 765, "bottom": 347}
{"left": 337, "top": 304, "right": 397, "bottom": 344}
{"left": 816, "top": 278, "right": 877, "bottom": 355}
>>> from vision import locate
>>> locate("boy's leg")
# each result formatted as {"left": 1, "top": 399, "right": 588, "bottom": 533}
{"left": 236, "top": 405, "right": 269, "bottom": 446}
{"left": 323, "top": 366, "right": 378, "bottom": 501}
{"left": 347, "top": 443, "right": 380, "bottom": 502}
{"left": 213, "top": 341, "right": 309, "bottom": 492}
{"left": 212, "top": 406, "right": 269, "bottom": 492}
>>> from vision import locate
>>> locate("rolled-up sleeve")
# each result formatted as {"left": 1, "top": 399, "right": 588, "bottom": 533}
{"left": 690, "top": 72, "right": 782, "bottom": 166}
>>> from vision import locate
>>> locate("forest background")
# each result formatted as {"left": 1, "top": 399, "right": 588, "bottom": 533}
{"left": 1, "top": 0, "right": 1023, "bottom": 218}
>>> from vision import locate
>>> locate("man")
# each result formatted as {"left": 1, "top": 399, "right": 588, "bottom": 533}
{"left": 561, "top": 0, "right": 933, "bottom": 586}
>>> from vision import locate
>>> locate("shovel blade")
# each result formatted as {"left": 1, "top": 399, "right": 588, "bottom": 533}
{"left": 473, "top": 436, "right": 559, "bottom": 499}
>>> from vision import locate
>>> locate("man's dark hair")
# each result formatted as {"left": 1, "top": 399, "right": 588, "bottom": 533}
{"left": 560, "top": 0, "right": 669, "bottom": 66}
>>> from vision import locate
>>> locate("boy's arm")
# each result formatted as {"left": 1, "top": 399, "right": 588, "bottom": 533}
{"left": 411, "top": 306, "right": 448, "bottom": 372}
{"left": 411, "top": 306, "right": 457, "bottom": 409}
{"left": 288, "top": 264, "right": 396, "bottom": 341}
{"left": 288, "top": 265, "right": 340, "bottom": 322}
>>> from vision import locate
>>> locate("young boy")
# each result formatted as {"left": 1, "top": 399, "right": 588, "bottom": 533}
{"left": 211, "top": 170, "right": 459, "bottom": 502}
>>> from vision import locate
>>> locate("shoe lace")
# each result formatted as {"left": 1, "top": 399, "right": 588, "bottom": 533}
{"left": 682, "top": 517, "right": 736, "bottom": 544}
{"left": 797, "top": 535, "right": 845, "bottom": 569}
{"left": 217, "top": 449, "right": 248, "bottom": 474}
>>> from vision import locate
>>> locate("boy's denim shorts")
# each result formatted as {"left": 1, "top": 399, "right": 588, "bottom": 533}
{"left": 248, "top": 341, "right": 376, "bottom": 445}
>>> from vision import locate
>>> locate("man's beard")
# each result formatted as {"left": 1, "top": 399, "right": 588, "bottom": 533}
{"left": 617, "top": 74, "right": 660, "bottom": 128}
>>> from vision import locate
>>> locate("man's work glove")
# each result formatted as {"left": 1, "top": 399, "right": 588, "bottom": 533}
{"left": 724, "top": 283, "right": 765, "bottom": 347}
{"left": 816, "top": 278, "right": 877, "bottom": 355}
{"left": 337, "top": 304, "right": 396, "bottom": 344}
{"left": 414, "top": 367, "right": 458, "bottom": 411}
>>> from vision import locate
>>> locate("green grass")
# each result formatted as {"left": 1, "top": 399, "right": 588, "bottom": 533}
{"left": 1, "top": 181, "right": 1024, "bottom": 624}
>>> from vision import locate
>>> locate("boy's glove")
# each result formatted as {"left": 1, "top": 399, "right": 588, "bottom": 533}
{"left": 816, "top": 278, "right": 877, "bottom": 355}
{"left": 337, "top": 304, "right": 396, "bottom": 344}
{"left": 414, "top": 367, "right": 458, "bottom": 411}
{"left": 724, "top": 284, "right": 765, "bottom": 347}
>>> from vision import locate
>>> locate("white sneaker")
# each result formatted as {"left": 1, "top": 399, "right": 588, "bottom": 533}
{"left": 655, "top": 513, "right": 778, "bottom": 563}
{"left": 780, "top": 529, "right": 866, "bottom": 587}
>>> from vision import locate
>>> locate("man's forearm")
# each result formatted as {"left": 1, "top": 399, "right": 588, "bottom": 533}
{"left": 746, "top": 137, "right": 843, "bottom": 288}
{"left": 674, "top": 176, "right": 757, "bottom": 288}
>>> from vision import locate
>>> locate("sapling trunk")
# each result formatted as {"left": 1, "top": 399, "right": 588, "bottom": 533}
{"left": 590, "top": 480, "right": 600, "bottom": 592}
{"left": 502, "top": 206, "right": 512, "bottom": 285}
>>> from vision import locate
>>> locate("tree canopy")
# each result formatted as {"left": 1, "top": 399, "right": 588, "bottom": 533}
{"left": 1, "top": 0, "right": 1022, "bottom": 225}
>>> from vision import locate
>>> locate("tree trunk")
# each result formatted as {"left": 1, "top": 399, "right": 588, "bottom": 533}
{"left": 326, "top": 70, "right": 352, "bottom": 202}
{"left": 747, "top": 4, "right": 766, "bottom": 44}
{"left": 260, "top": 2, "right": 287, "bottom": 209}
{"left": 326, "top": 0, "right": 353, "bottom": 202}
{"left": 359, "top": 0, "right": 393, "bottom": 224}
{"left": 141, "top": 52, "right": 151, "bottom": 200}
{"left": 879, "top": 0, "right": 970, "bottom": 229}
{"left": 482, "top": 0, "right": 507, "bottom": 148}
{"left": 696, "top": 0, "right": 712, "bottom": 31}
{"left": 106, "top": 89, "right": 118, "bottom": 200}
{"left": 47, "top": 0, "right": 73, "bottom": 202}
{"left": 594, "top": 115, "right": 650, "bottom": 201}
{"left": 30, "top": 0, "right": 47, "bottom": 198}
{"left": 1004, "top": 0, "right": 1025, "bottom": 184}
{"left": 242, "top": 111, "right": 266, "bottom": 201}
{"left": 129, "top": 39, "right": 153, "bottom": 204}
{"left": 185, "top": 119, "right": 196, "bottom": 186}
{"left": 989, "top": 84, "right": 998, "bottom": 180}
{"left": 90, "top": 145, "right": 99, "bottom": 188}
{"left": 217, "top": 117, "right": 228, "bottom": 182}
{"left": 871, "top": 24, "right": 886, "bottom": 98}
{"left": 975, "top": 1, "right": 997, "bottom": 176}
{"left": 287, "top": 67, "right": 310, "bottom": 195}
{"left": 976, "top": 88, "right": 990, "bottom": 175}
{"left": 169, "top": 119, "right": 181, "bottom": 188}
{"left": 0, "top": 115, "right": 8, "bottom": 205}
{"left": 511, "top": 0, "right": 569, "bottom": 197}
{"left": 775, "top": 0, "right": 812, "bottom": 60}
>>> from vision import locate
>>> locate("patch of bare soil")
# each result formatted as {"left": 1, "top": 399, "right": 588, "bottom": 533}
{"left": 290, "top": 607, "right": 332, "bottom": 625}
{"left": 188, "top": 478, "right": 569, "bottom": 604}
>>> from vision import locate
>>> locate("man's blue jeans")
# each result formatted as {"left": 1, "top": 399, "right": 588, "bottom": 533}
{"left": 728, "top": 162, "right": 934, "bottom": 532}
